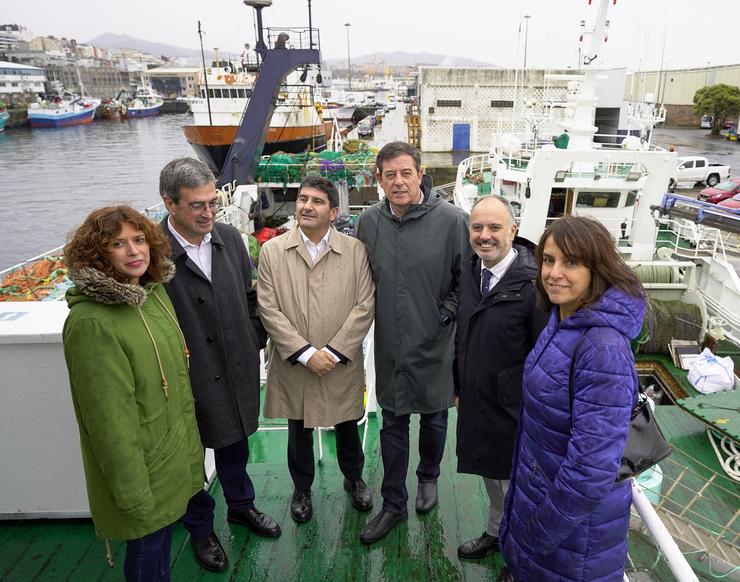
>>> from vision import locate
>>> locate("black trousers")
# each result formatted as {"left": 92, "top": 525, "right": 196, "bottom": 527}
{"left": 182, "top": 439, "right": 254, "bottom": 537}
{"left": 379, "top": 408, "right": 448, "bottom": 513}
{"left": 288, "top": 418, "right": 365, "bottom": 491}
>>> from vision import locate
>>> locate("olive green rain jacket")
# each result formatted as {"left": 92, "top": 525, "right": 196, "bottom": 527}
{"left": 63, "top": 266, "right": 203, "bottom": 540}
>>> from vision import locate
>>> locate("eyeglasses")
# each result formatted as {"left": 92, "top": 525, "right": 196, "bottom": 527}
{"left": 181, "top": 199, "right": 222, "bottom": 212}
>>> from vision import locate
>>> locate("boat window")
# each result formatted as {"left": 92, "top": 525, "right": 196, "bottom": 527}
{"left": 491, "top": 100, "right": 514, "bottom": 108}
{"left": 228, "top": 89, "right": 237, "bottom": 98}
{"left": 237, "top": 89, "right": 246, "bottom": 98}
{"left": 695, "top": 159, "right": 706, "bottom": 168}
{"left": 575, "top": 191, "right": 621, "bottom": 208}
{"left": 214, "top": 89, "right": 222, "bottom": 98}
{"left": 437, "top": 100, "right": 462, "bottom": 108}
{"left": 201, "top": 89, "right": 206, "bottom": 98}
{"left": 625, "top": 190, "right": 637, "bottom": 207}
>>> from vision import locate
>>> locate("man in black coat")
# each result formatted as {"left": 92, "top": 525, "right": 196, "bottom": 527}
{"left": 454, "top": 195, "right": 547, "bottom": 559}
{"left": 159, "top": 157, "right": 280, "bottom": 573}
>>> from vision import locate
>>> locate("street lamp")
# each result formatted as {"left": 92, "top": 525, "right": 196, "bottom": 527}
{"left": 345, "top": 22, "right": 352, "bottom": 91}
{"left": 523, "top": 15, "right": 531, "bottom": 69}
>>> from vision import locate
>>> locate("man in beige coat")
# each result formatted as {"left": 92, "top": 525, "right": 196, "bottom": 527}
{"left": 257, "top": 175, "right": 375, "bottom": 524}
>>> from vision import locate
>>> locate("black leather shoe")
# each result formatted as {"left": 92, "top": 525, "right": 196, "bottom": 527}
{"left": 290, "top": 490, "right": 313, "bottom": 523}
{"left": 190, "top": 532, "right": 228, "bottom": 573}
{"left": 359, "top": 508, "right": 407, "bottom": 544}
{"left": 415, "top": 480, "right": 438, "bottom": 513}
{"left": 227, "top": 507, "right": 281, "bottom": 538}
{"left": 458, "top": 532, "right": 499, "bottom": 559}
{"left": 343, "top": 478, "right": 373, "bottom": 512}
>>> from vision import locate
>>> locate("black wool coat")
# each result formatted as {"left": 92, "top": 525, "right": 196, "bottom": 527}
{"left": 162, "top": 220, "right": 266, "bottom": 449}
{"left": 454, "top": 240, "right": 548, "bottom": 479}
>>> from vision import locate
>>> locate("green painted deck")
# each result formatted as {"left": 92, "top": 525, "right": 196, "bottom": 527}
{"left": 2, "top": 401, "right": 737, "bottom": 580}
{"left": 0, "top": 410, "right": 507, "bottom": 581}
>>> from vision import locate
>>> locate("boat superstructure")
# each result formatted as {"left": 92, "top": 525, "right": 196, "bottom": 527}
{"left": 183, "top": 56, "right": 331, "bottom": 172}
{"left": 451, "top": 2, "right": 739, "bottom": 579}
{"left": 122, "top": 83, "right": 163, "bottom": 118}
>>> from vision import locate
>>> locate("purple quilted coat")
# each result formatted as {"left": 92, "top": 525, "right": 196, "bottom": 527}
{"left": 500, "top": 286, "right": 645, "bottom": 581}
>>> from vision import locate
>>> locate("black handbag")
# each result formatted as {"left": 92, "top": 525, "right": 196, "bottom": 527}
{"left": 569, "top": 334, "right": 672, "bottom": 483}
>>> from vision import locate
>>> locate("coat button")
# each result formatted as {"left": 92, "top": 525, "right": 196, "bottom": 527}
{"left": 197, "top": 297, "right": 205, "bottom": 303}
{"left": 207, "top": 336, "right": 214, "bottom": 343}
{"left": 214, "top": 375, "right": 221, "bottom": 381}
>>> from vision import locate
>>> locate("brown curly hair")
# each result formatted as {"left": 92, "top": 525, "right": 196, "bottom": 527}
{"left": 64, "top": 206, "right": 172, "bottom": 284}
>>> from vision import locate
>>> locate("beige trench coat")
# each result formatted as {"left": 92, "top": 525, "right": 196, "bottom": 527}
{"left": 256, "top": 226, "right": 375, "bottom": 427}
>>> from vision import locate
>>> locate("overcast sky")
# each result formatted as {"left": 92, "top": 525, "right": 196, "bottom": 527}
{"left": 5, "top": 0, "right": 739, "bottom": 71}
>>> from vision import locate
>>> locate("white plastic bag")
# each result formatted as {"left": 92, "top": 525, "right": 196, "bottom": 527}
{"left": 687, "top": 348, "right": 735, "bottom": 394}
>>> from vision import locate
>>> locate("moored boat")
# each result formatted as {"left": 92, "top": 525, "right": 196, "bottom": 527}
{"left": 183, "top": 62, "right": 332, "bottom": 171}
{"left": 122, "top": 85, "right": 163, "bottom": 118}
{"left": 27, "top": 91, "right": 100, "bottom": 128}
{"left": 0, "top": 101, "right": 8, "bottom": 131}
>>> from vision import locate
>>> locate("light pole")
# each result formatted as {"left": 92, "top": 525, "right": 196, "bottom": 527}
{"left": 523, "top": 15, "right": 531, "bottom": 69}
{"left": 344, "top": 22, "right": 352, "bottom": 91}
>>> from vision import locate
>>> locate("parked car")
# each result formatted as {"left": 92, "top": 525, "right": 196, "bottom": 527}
{"left": 700, "top": 115, "right": 713, "bottom": 129}
{"left": 669, "top": 156, "right": 732, "bottom": 190}
{"left": 699, "top": 178, "right": 740, "bottom": 203}
{"left": 717, "top": 193, "right": 740, "bottom": 210}
{"left": 357, "top": 119, "right": 374, "bottom": 138}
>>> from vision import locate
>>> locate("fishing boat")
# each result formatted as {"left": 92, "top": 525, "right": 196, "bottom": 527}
{"left": 122, "top": 84, "right": 163, "bottom": 118}
{"left": 447, "top": 2, "right": 739, "bottom": 578}
{"left": 0, "top": 101, "right": 8, "bottom": 132}
{"left": 183, "top": 58, "right": 333, "bottom": 172}
{"left": 26, "top": 91, "right": 101, "bottom": 128}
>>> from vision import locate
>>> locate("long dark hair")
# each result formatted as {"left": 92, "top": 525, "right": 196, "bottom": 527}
{"left": 534, "top": 215, "right": 644, "bottom": 312}
{"left": 64, "top": 205, "right": 172, "bottom": 284}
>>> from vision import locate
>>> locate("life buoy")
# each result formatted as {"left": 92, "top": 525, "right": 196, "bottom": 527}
{"left": 224, "top": 74, "right": 236, "bottom": 85}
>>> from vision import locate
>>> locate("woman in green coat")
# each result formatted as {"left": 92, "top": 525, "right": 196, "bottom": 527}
{"left": 63, "top": 206, "right": 204, "bottom": 581}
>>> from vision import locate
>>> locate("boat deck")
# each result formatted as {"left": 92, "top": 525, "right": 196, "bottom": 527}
{"left": 0, "top": 410, "right": 508, "bottom": 581}
{"left": 2, "top": 401, "right": 737, "bottom": 581}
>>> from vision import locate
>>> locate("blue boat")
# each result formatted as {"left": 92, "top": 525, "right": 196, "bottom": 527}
{"left": 27, "top": 92, "right": 100, "bottom": 129}
{"left": 0, "top": 109, "right": 8, "bottom": 132}
{"left": 122, "top": 86, "right": 163, "bottom": 118}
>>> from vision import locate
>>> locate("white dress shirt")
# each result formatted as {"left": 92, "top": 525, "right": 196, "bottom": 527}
{"left": 299, "top": 227, "right": 330, "bottom": 263}
{"left": 480, "top": 247, "right": 518, "bottom": 293}
{"left": 167, "top": 217, "right": 213, "bottom": 281}
{"left": 389, "top": 190, "right": 425, "bottom": 218}
{"left": 296, "top": 227, "right": 340, "bottom": 366}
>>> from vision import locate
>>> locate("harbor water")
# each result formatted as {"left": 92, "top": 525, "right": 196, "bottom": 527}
{"left": 0, "top": 114, "right": 193, "bottom": 271}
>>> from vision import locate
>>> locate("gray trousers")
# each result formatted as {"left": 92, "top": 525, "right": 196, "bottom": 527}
{"left": 483, "top": 477, "right": 510, "bottom": 536}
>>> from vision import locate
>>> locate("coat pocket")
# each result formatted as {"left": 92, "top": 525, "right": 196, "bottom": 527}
{"left": 497, "top": 364, "right": 524, "bottom": 422}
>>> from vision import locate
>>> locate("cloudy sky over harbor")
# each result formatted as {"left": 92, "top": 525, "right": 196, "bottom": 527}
{"left": 5, "top": 0, "right": 739, "bottom": 71}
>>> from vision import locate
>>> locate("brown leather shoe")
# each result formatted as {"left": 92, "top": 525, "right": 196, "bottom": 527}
{"left": 190, "top": 532, "right": 228, "bottom": 572}
{"left": 343, "top": 478, "right": 373, "bottom": 512}
{"left": 227, "top": 507, "right": 281, "bottom": 538}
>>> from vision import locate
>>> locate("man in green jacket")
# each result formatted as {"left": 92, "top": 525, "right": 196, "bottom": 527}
{"left": 356, "top": 141, "right": 469, "bottom": 543}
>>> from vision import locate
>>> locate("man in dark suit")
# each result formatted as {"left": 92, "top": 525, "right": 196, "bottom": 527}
{"left": 159, "top": 157, "right": 280, "bottom": 573}
{"left": 454, "top": 195, "right": 547, "bottom": 559}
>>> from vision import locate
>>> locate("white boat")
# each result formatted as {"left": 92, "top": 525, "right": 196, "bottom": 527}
{"left": 450, "top": 3, "right": 739, "bottom": 579}
{"left": 183, "top": 61, "right": 332, "bottom": 172}
{"left": 122, "top": 84, "right": 163, "bottom": 118}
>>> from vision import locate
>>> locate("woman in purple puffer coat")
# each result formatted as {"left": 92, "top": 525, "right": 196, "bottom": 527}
{"left": 499, "top": 216, "right": 645, "bottom": 581}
